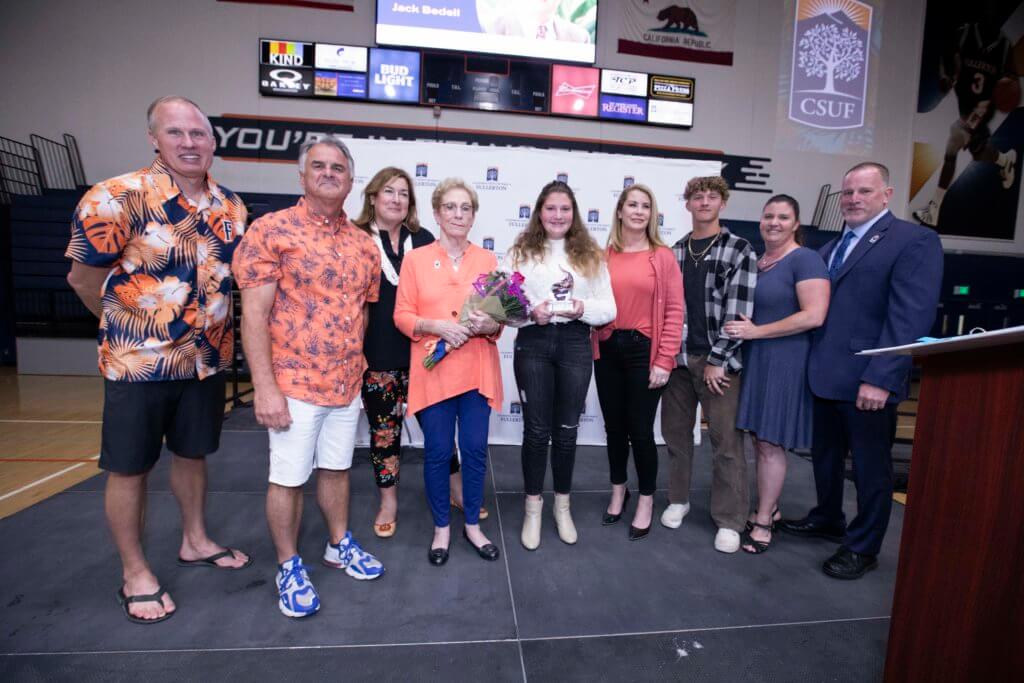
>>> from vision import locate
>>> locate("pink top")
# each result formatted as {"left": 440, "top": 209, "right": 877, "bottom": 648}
{"left": 595, "top": 246, "right": 684, "bottom": 372}
{"left": 393, "top": 241, "right": 504, "bottom": 415}
{"left": 606, "top": 250, "right": 655, "bottom": 339}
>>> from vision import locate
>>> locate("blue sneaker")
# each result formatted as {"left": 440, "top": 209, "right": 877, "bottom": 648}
{"left": 323, "top": 531, "right": 385, "bottom": 580}
{"left": 276, "top": 555, "right": 320, "bottom": 618}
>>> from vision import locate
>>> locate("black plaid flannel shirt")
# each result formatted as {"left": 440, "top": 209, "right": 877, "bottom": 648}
{"left": 672, "top": 226, "right": 757, "bottom": 373}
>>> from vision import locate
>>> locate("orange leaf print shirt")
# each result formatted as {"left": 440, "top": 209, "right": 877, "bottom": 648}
{"left": 232, "top": 199, "right": 380, "bottom": 407}
{"left": 65, "top": 159, "right": 246, "bottom": 382}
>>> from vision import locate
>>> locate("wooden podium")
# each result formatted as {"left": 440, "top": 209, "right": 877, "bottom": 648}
{"left": 860, "top": 327, "right": 1024, "bottom": 683}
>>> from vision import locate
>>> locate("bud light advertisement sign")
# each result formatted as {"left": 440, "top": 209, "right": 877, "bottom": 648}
{"left": 368, "top": 48, "right": 420, "bottom": 103}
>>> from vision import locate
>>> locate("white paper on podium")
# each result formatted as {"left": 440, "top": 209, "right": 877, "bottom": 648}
{"left": 857, "top": 325, "right": 1024, "bottom": 357}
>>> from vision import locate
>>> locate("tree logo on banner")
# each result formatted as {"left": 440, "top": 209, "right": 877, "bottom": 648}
{"left": 788, "top": 0, "right": 872, "bottom": 130}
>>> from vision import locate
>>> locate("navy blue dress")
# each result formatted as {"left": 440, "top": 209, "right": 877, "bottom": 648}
{"left": 736, "top": 247, "right": 828, "bottom": 449}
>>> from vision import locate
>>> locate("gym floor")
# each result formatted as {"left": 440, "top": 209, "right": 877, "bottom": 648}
{"left": 0, "top": 370, "right": 901, "bottom": 681}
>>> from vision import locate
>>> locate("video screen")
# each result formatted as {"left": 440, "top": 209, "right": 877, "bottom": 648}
{"left": 376, "top": 1, "right": 598, "bottom": 64}
{"left": 422, "top": 54, "right": 550, "bottom": 113}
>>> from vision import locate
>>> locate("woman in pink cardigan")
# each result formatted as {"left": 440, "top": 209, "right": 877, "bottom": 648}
{"left": 394, "top": 178, "right": 504, "bottom": 566}
{"left": 594, "top": 183, "right": 684, "bottom": 541}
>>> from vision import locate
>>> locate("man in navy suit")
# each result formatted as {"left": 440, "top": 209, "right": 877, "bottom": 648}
{"left": 778, "top": 162, "right": 944, "bottom": 579}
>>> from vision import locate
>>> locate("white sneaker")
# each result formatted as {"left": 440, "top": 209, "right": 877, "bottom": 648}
{"left": 999, "top": 149, "right": 1017, "bottom": 189}
{"left": 660, "top": 503, "right": 690, "bottom": 529}
{"left": 913, "top": 200, "right": 939, "bottom": 227}
{"left": 714, "top": 528, "right": 741, "bottom": 553}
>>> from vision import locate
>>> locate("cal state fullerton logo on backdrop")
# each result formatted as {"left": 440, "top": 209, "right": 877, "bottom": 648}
{"left": 623, "top": 176, "right": 635, "bottom": 188}
{"left": 415, "top": 163, "right": 428, "bottom": 177}
{"left": 556, "top": 172, "right": 569, "bottom": 183}
{"left": 518, "top": 205, "right": 531, "bottom": 219}
{"left": 486, "top": 167, "right": 499, "bottom": 181}
{"left": 587, "top": 209, "right": 600, "bottom": 223}
{"left": 788, "top": 0, "right": 872, "bottom": 130}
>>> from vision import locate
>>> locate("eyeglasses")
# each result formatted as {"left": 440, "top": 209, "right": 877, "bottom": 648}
{"left": 440, "top": 202, "right": 474, "bottom": 214}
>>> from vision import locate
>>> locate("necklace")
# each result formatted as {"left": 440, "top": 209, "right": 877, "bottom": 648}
{"left": 758, "top": 246, "right": 796, "bottom": 272}
{"left": 687, "top": 232, "right": 720, "bottom": 265}
{"left": 445, "top": 244, "right": 468, "bottom": 267}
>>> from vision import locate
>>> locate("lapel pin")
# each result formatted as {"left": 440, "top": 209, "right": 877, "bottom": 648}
{"left": 869, "top": 234, "right": 881, "bottom": 244}
{"left": 433, "top": 259, "right": 441, "bottom": 269}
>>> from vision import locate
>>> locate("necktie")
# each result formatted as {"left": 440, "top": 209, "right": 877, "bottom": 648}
{"left": 829, "top": 230, "right": 856, "bottom": 278}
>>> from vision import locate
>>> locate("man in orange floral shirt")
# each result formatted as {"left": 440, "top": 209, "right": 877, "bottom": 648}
{"left": 66, "top": 96, "right": 251, "bottom": 626}
{"left": 234, "top": 137, "right": 384, "bottom": 618}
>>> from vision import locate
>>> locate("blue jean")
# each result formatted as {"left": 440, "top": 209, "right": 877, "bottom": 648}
{"left": 416, "top": 390, "right": 491, "bottom": 526}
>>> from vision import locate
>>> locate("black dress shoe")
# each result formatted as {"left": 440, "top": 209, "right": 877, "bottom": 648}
{"left": 628, "top": 523, "right": 650, "bottom": 541}
{"left": 602, "top": 489, "right": 632, "bottom": 526}
{"left": 823, "top": 547, "right": 878, "bottom": 580}
{"left": 776, "top": 516, "right": 845, "bottom": 543}
{"left": 462, "top": 529, "right": 500, "bottom": 561}
{"left": 428, "top": 546, "right": 449, "bottom": 566}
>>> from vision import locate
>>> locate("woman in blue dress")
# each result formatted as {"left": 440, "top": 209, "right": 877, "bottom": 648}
{"left": 723, "top": 195, "right": 830, "bottom": 554}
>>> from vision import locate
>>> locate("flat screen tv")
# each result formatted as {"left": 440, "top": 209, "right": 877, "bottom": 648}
{"left": 376, "top": 1, "right": 598, "bottom": 64}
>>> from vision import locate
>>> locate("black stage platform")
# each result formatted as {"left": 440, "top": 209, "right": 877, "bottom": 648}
{"left": 0, "top": 410, "right": 900, "bottom": 681}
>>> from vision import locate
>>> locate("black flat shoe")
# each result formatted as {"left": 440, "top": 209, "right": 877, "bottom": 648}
{"left": 628, "top": 523, "right": 650, "bottom": 541}
{"left": 462, "top": 529, "right": 500, "bottom": 561}
{"left": 776, "top": 516, "right": 845, "bottom": 543}
{"left": 602, "top": 489, "right": 631, "bottom": 526}
{"left": 428, "top": 546, "right": 449, "bottom": 566}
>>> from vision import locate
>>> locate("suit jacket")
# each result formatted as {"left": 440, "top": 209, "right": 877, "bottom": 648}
{"left": 807, "top": 211, "right": 943, "bottom": 403}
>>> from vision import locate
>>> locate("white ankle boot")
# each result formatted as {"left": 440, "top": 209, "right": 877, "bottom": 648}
{"left": 553, "top": 493, "right": 578, "bottom": 545}
{"left": 522, "top": 496, "right": 543, "bottom": 550}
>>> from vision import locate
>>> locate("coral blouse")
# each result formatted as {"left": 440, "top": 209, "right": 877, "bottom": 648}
{"left": 393, "top": 241, "right": 504, "bottom": 415}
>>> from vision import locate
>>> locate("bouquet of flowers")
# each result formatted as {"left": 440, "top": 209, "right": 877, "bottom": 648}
{"left": 423, "top": 270, "right": 531, "bottom": 370}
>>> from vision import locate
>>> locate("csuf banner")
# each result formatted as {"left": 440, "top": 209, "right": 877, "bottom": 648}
{"left": 616, "top": 0, "right": 736, "bottom": 66}
{"left": 775, "top": 0, "right": 883, "bottom": 155}
{"left": 210, "top": 120, "right": 715, "bottom": 445}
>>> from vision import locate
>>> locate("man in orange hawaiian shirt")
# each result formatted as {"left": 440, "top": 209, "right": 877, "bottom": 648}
{"left": 233, "top": 137, "right": 384, "bottom": 618}
{"left": 66, "top": 96, "right": 252, "bottom": 626}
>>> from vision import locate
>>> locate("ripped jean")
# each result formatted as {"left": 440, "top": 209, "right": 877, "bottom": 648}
{"left": 513, "top": 321, "right": 593, "bottom": 495}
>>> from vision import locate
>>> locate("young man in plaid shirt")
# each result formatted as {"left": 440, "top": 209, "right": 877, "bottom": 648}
{"left": 660, "top": 176, "right": 757, "bottom": 553}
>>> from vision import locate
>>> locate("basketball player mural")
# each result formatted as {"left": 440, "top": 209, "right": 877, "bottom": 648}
{"left": 914, "top": 10, "right": 1021, "bottom": 228}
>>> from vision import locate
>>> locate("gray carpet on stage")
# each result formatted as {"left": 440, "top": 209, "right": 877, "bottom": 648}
{"left": 0, "top": 408, "right": 900, "bottom": 681}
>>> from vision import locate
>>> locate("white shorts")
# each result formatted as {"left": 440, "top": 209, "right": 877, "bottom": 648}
{"left": 267, "top": 396, "right": 361, "bottom": 487}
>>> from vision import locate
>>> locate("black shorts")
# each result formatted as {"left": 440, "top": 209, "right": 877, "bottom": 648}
{"left": 100, "top": 373, "right": 227, "bottom": 475}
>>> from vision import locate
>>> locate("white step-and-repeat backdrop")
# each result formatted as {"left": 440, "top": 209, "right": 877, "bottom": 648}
{"left": 332, "top": 138, "right": 717, "bottom": 446}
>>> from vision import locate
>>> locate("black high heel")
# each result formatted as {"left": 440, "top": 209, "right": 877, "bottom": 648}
{"left": 745, "top": 506, "right": 781, "bottom": 533}
{"left": 602, "top": 488, "right": 631, "bottom": 526}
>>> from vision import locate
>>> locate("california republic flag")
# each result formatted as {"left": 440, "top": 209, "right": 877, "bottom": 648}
{"left": 617, "top": 1, "right": 736, "bottom": 66}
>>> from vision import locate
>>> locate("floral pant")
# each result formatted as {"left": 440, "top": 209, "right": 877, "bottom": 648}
{"left": 361, "top": 369, "right": 460, "bottom": 488}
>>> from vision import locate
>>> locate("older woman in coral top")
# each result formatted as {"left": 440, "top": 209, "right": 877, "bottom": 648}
{"left": 394, "top": 178, "right": 504, "bottom": 566}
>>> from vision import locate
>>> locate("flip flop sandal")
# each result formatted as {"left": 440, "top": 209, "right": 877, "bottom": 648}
{"left": 374, "top": 520, "right": 397, "bottom": 538}
{"left": 177, "top": 548, "right": 254, "bottom": 569}
{"left": 117, "top": 587, "right": 174, "bottom": 625}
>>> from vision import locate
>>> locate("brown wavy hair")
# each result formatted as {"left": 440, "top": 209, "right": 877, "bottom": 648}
{"left": 608, "top": 184, "right": 666, "bottom": 252}
{"left": 351, "top": 166, "right": 421, "bottom": 235}
{"left": 506, "top": 181, "right": 603, "bottom": 278}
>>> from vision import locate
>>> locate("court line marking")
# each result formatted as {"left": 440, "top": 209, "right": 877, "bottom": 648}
{"left": 0, "top": 455, "right": 99, "bottom": 502}
{"left": 0, "top": 457, "right": 100, "bottom": 463}
{"left": 0, "top": 615, "right": 891, "bottom": 657}
{"left": 487, "top": 447, "right": 528, "bottom": 683}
